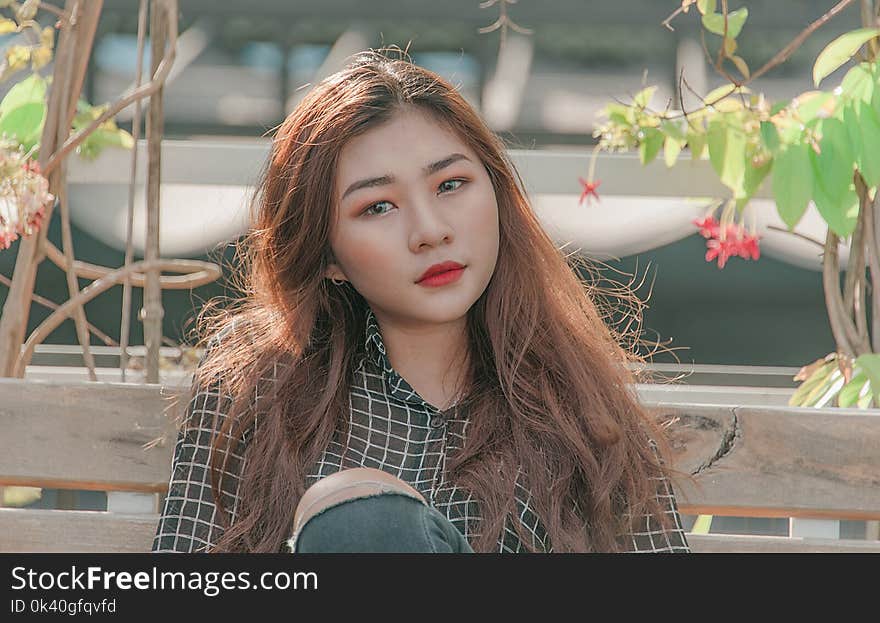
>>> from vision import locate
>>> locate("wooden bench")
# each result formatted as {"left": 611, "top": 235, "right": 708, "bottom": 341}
{"left": 1, "top": 377, "right": 879, "bottom": 553}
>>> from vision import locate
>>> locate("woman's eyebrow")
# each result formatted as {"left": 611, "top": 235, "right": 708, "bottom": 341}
{"left": 341, "top": 152, "right": 471, "bottom": 200}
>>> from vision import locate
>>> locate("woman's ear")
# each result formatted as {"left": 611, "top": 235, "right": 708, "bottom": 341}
{"left": 324, "top": 261, "right": 348, "bottom": 283}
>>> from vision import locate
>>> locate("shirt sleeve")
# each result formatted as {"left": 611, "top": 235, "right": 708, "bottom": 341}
{"left": 622, "top": 472, "right": 692, "bottom": 553}
{"left": 621, "top": 439, "right": 691, "bottom": 553}
{"left": 151, "top": 337, "right": 248, "bottom": 553}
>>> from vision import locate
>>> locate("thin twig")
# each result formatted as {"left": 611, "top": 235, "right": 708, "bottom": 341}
{"left": 716, "top": 0, "right": 729, "bottom": 70}
{"left": 53, "top": 2, "right": 99, "bottom": 381}
{"left": 661, "top": 5, "right": 686, "bottom": 31}
{"left": 844, "top": 183, "right": 869, "bottom": 344}
{"left": 37, "top": 2, "right": 66, "bottom": 19}
{"left": 749, "top": 0, "right": 858, "bottom": 83}
{"left": 867, "top": 188, "right": 880, "bottom": 352}
{"left": 766, "top": 224, "right": 826, "bottom": 248}
{"left": 120, "top": 0, "right": 148, "bottom": 382}
{"left": 57, "top": 161, "right": 98, "bottom": 380}
{"left": 15, "top": 258, "right": 203, "bottom": 377}
{"left": 824, "top": 231, "right": 856, "bottom": 357}
{"left": 0, "top": 272, "right": 117, "bottom": 346}
{"left": 824, "top": 230, "right": 869, "bottom": 356}
{"left": 43, "top": 240, "right": 221, "bottom": 289}
{"left": 844, "top": 189, "right": 866, "bottom": 310}
{"left": 42, "top": 0, "right": 178, "bottom": 177}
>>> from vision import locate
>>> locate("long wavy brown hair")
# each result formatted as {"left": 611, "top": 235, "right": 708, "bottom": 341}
{"left": 191, "top": 48, "right": 691, "bottom": 553}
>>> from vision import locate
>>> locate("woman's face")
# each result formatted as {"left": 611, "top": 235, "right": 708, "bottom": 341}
{"left": 327, "top": 106, "right": 500, "bottom": 328}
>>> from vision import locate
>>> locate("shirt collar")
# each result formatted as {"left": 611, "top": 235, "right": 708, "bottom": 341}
{"left": 363, "top": 306, "right": 446, "bottom": 412}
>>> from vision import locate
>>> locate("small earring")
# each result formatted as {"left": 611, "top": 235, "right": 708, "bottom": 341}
{"left": 330, "top": 277, "right": 345, "bottom": 286}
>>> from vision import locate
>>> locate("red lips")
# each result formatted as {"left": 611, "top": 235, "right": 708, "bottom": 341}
{"left": 417, "top": 261, "right": 465, "bottom": 283}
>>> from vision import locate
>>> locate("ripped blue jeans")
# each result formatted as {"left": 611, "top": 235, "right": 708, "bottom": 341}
{"left": 286, "top": 468, "right": 475, "bottom": 553}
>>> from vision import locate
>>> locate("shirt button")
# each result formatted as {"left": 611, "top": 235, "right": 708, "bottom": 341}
{"left": 430, "top": 416, "right": 446, "bottom": 429}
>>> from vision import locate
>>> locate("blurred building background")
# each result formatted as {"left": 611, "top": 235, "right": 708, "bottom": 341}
{"left": 2, "top": 0, "right": 860, "bottom": 366}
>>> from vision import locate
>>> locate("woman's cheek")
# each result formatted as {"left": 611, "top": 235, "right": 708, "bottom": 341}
{"left": 345, "top": 235, "right": 400, "bottom": 283}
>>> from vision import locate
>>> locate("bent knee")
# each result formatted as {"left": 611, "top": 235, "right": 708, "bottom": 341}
{"left": 292, "top": 468, "right": 426, "bottom": 539}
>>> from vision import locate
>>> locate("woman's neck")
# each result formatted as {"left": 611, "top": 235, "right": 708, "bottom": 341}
{"left": 372, "top": 311, "right": 470, "bottom": 411}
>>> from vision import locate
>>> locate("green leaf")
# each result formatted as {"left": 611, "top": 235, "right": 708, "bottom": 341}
{"left": 687, "top": 126, "right": 706, "bottom": 160}
{"left": 0, "top": 101, "right": 45, "bottom": 151}
{"left": 812, "top": 178, "right": 859, "bottom": 238}
{"left": 770, "top": 100, "right": 790, "bottom": 116}
{"left": 0, "top": 73, "right": 46, "bottom": 117}
{"left": 792, "top": 363, "right": 842, "bottom": 407}
{"left": 638, "top": 126, "right": 664, "bottom": 165}
{"left": 813, "top": 28, "right": 880, "bottom": 87}
{"left": 855, "top": 354, "right": 880, "bottom": 394}
{"left": 602, "top": 102, "right": 634, "bottom": 126}
{"left": 742, "top": 155, "right": 771, "bottom": 202}
{"left": 730, "top": 54, "right": 750, "bottom": 78}
{"left": 840, "top": 62, "right": 876, "bottom": 105}
{"left": 701, "top": 8, "right": 749, "bottom": 39}
{"left": 843, "top": 101, "right": 863, "bottom": 166}
{"left": 664, "top": 134, "right": 684, "bottom": 167}
{"left": 704, "top": 83, "right": 750, "bottom": 106}
{"left": 77, "top": 126, "right": 135, "bottom": 159}
{"left": 852, "top": 102, "right": 880, "bottom": 187}
{"left": 810, "top": 117, "right": 856, "bottom": 204}
{"left": 707, "top": 114, "right": 747, "bottom": 196}
{"left": 633, "top": 86, "right": 657, "bottom": 109}
{"left": 793, "top": 91, "right": 837, "bottom": 124}
{"left": 838, "top": 372, "right": 869, "bottom": 408}
{"left": 772, "top": 142, "right": 813, "bottom": 229}
{"left": 0, "top": 17, "right": 17, "bottom": 35}
{"left": 760, "top": 121, "right": 780, "bottom": 154}
{"left": 811, "top": 368, "right": 845, "bottom": 407}
{"left": 789, "top": 361, "right": 835, "bottom": 406}
{"left": 696, "top": 0, "right": 716, "bottom": 15}
{"left": 661, "top": 119, "right": 686, "bottom": 142}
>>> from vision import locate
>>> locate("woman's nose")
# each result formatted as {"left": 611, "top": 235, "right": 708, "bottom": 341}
{"left": 408, "top": 198, "right": 454, "bottom": 250}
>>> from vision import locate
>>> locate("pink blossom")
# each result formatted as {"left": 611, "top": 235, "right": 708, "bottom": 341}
{"left": 578, "top": 177, "right": 601, "bottom": 206}
{"left": 695, "top": 217, "right": 761, "bottom": 269}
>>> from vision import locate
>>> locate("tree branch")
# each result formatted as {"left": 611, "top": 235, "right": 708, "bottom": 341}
{"left": 766, "top": 224, "right": 826, "bottom": 248}
{"left": 749, "top": 0, "right": 858, "bottom": 83}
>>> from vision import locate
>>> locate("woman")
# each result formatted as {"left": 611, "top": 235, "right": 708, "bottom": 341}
{"left": 152, "top": 48, "right": 692, "bottom": 554}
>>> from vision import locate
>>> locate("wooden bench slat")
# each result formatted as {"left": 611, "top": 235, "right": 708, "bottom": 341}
{"left": 655, "top": 403, "right": 880, "bottom": 518}
{"left": 0, "top": 379, "right": 184, "bottom": 491}
{"left": 3, "top": 508, "right": 878, "bottom": 553}
{"left": 677, "top": 505, "right": 880, "bottom": 521}
{"left": 0, "top": 508, "right": 157, "bottom": 553}
{"left": 686, "top": 533, "right": 880, "bottom": 553}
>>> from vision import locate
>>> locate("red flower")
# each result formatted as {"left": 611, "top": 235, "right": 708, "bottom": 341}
{"left": 705, "top": 236, "right": 736, "bottom": 269}
{"left": 738, "top": 233, "right": 761, "bottom": 260}
{"left": 22, "top": 159, "right": 41, "bottom": 175}
{"left": 698, "top": 219, "right": 761, "bottom": 269}
{"left": 578, "top": 177, "right": 601, "bottom": 205}
{"left": 692, "top": 215, "right": 720, "bottom": 238}
{"left": 0, "top": 230, "right": 18, "bottom": 250}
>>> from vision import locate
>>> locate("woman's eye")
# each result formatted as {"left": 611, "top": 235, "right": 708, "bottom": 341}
{"left": 438, "top": 178, "right": 465, "bottom": 194}
{"left": 363, "top": 200, "right": 394, "bottom": 216}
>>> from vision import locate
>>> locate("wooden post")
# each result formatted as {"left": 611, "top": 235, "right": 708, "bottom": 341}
{"left": 0, "top": 1, "right": 87, "bottom": 377}
{"left": 144, "top": 0, "right": 168, "bottom": 384}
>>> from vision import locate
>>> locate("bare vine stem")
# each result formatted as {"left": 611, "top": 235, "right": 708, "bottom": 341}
{"left": 42, "top": 0, "right": 178, "bottom": 177}
{"left": 658, "top": 0, "right": 858, "bottom": 120}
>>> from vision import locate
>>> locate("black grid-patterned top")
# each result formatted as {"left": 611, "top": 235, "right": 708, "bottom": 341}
{"left": 152, "top": 307, "right": 691, "bottom": 553}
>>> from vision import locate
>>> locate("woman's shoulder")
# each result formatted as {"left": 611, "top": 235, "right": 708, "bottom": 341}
{"left": 203, "top": 314, "right": 259, "bottom": 352}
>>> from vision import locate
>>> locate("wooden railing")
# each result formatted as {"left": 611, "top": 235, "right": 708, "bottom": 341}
{"left": 1, "top": 378, "right": 879, "bottom": 553}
